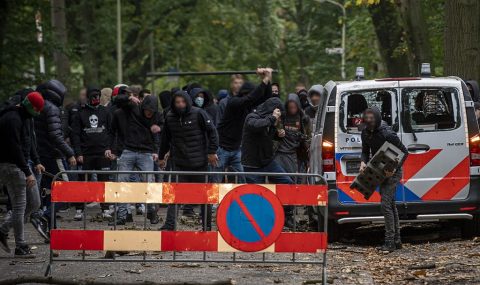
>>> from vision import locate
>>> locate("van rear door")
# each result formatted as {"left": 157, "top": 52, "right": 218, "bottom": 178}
{"left": 399, "top": 83, "right": 470, "bottom": 202}
{"left": 335, "top": 81, "right": 400, "bottom": 204}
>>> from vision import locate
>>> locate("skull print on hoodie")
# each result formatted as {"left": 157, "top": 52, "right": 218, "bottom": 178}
{"left": 71, "top": 87, "right": 112, "bottom": 157}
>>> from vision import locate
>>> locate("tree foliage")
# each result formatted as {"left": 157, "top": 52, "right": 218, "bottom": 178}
{"left": 0, "top": 0, "right": 473, "bottom": 102}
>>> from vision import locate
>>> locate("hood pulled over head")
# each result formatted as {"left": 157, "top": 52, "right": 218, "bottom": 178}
{"left": 189, "top": 87, "right": 211, "bottom": 108}
{"left": 170, "top": 90, "right": 192, "bottom": 115}
{"left": 466, "top": 80, "right": 480, "bottom": 102}
{"left": 256, "top": 97, "right": 285, "bottom": 117}
{"left": 141, "top": 94, "right": 158, "bottom": 113}
{"left": 238, "top": 82, "right": 256, "bottom": 97}
{"left": 363, "top": 106, "right": 382, "bottom": 130}
{"left": 36, "top": 79, "right": 67, "bottom": 107}
{"left": 285, "top": 93, "right": 301, "bottom": 111}
{"left": 158, "top": 90, "right": 172, "bottom": 109}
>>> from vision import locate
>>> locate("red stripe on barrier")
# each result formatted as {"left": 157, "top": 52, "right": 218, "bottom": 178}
{"left": 275, "top": 185, "right": 327, "bottom": 205}
{"left": 161, "top": 231, "right": 218, "bottom": 251}
{"left": 162, "top": 183, "right": 219, "bottom": 204}
{"left": 51, "top": 181, "right": 105, "bottom": 203}
{"left": 50, "top": 229, "right": 104, "bottom": 250}
{"left": 275, "top": 232, "right": 327, "bottom": 253}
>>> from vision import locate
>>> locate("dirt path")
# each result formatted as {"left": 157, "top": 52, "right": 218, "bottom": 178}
{"left": 0, "top": 207, "right": 479, "bottom": 284}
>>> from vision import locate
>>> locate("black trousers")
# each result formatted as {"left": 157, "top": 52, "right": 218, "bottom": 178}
{"left": 164, "top": 164, "right": 211, "bottom": 230}
{"left": 76, "top": 155, "right": 111, "bottom": 210}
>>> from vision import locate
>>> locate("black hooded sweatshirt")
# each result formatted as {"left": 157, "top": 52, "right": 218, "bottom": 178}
{"left": 217, "top": 81, "right": 272, "bottom": 151}
{"left": 159, "top": 90, "right": 172, "bottom": 120}
{"left": 361, "top": 107, "right": 408, "bottom": 170}
{"left": 466, "top": 80, "right": 480, "bottom": 102}
{"left": 277, "top": 93, "right": 312, "bottom": 154}
{"left": 71, "top": 87, "right": 112, "bottom": 156}
{"left": 241, "top": 97, "right": 285, "bottom": 168}
{"left": 160, "top": 91, "right": 218, "bottom": 168}
{"left": 110, "top": 95, "right": 160, "bottom": 155}
{"left": 0, "top": 104, "right": 34, "bottom": 176}
{"left": 190, "top": 88, "right": 220, "bottom": 127}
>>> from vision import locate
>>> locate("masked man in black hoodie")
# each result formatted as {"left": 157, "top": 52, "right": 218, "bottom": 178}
{"left": 71, "top": 87, "right": 112, "bottom": 220}
{"left": 275, "top": 93, "right": 312, "bottom": 174}
{"left": 190, "top": 88, "right": 220, "bottom": 127}
{"left": 214, "top": 68, "right": 273, "bottom": 183}
{"left": 110, "top": 92, "right": 161, "bottom": 225}
{"left": 159, "top": 90, "right": 219, "bottom": 231}
{"left": 0, "top": 91, "right": 44, "bottom": 257}
{"left": 241, "top": 97, "right": 292, "bottom": 185}
{"left": 360, "top": 107, "right": 408, "bottom": 252}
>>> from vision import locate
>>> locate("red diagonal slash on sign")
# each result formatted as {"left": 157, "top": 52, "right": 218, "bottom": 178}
{"left": 233, "top": 196, "right": 266, "bottom": 239}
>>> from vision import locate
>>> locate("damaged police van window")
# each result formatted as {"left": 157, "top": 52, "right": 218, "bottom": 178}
{"left": 402, "top": 88, "right": 460, "bottom": 132}
{"left": 340, "top": 89, "right": 397, "bottom": 134}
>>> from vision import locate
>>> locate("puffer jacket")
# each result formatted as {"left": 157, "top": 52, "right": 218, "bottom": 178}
{"left": 34, "top": 80, "right": 74, "bottom": 159}
{"left": 160, "top": 91, "right": 218, "bottom": 168}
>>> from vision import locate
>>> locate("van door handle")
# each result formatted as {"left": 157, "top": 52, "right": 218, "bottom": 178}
{"left": 407, "top": 144, "right": 430, "bottom": 153}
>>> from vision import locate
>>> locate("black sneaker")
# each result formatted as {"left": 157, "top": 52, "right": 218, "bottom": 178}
{"left": 108, "top": 219, "right": 126, "bottom": 226}
{"left": 283, "top": 216, "right": 295, "bottom": 231}
{"left": 0, "top": 231, "right": 10, "bottom": 253}
{"left": 378, "top": 241, "right": 396, "bottom": 253}
{"left": 14, "top": 244, "right": 35, "bottom": 258}
{"left": 182, "top": 210, "right": 196, "bottom": 218}
{"left": 126, "top": 213, "right": 133, "bottom": 223}
{"left": 394, "top": 239, "right": 402, "bottom": 250}
{"left": 30, "top": 215, "right": 50, "bottom": 242}
{"left": 160, "top": 224, "right": 174, "bottom": 231}
{"left": 147, "top": 212, "right": 160, "bottom": 225}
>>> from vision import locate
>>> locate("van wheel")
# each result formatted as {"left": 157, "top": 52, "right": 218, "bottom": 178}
{"left": 460, "top": 215, "right": 480, "bottom": 239}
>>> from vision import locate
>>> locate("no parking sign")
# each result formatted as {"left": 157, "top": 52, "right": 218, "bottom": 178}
{"left": 216, "top": 184, "right": 285, "bottom": 252}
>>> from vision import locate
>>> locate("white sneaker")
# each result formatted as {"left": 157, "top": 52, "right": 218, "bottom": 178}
{"left": 102, "top": 210, "right": 113, "bottom": 219}
{"left": 74, "top": 209, "right": 83, "bottom": 221}
{"left": 86, "top": 202, "right": 99, "bottom": 208}
{"left": 136, "top": 204, "right": 146, "bottom": 216}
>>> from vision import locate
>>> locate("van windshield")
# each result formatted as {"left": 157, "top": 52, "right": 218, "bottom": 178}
{"left": 340, "top": 89, "right": 396, "bottom": 134}
{"left": 402, "top": 87, "right": 460, "bottom": 132}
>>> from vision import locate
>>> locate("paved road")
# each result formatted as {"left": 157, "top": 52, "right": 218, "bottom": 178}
{"left": 0, "top": 206, "right": 479, "bottom": 284}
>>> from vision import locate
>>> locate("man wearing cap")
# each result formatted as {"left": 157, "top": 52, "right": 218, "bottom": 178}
{"left": 0, "top": 90, "right": 44, "bottom": 257}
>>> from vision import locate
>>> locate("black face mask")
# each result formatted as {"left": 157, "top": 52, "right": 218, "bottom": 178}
{"left": 177, "top": 107, "right": 187, "bottom": 115}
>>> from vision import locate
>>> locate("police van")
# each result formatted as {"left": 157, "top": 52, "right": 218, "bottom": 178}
{"left": 310, "top": 65, "right": 480, "bottom": 240}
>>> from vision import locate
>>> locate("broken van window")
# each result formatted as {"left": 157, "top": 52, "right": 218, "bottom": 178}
{"left": 402, "top": 88, "right": 460, "bottom": 132}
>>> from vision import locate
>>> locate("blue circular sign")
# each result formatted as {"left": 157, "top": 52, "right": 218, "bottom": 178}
{"left": 217, "top": 185, "right": 284, "bottom": 252}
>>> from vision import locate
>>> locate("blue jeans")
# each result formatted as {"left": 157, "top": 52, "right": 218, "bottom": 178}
{"left": 212, "top": 147, "right": 245, "bottom": 183}
{"left": 116, "top": 150, "right": 155, "bottom": 220}
{"left": 244, "top": 160, "right": 294, "bottom": 221}
{"left": 243, "top": 160, "right": 293, "bottom": 184}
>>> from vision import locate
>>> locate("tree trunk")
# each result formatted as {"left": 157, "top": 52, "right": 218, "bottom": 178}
{"left": 80, "top": 1, "right": 99, "bottom": 85}
{"left": 396, "top": 0, "right": 432, "bottom": 75}
{"left": 51, "top": 0, "right": 71, "bottom": 91}
{"left": 444, "top": 0, "right": 480, "bottom": 82}
{"left": 0, "top": 1, "right": 8, "bottom": 74}
{"left": 369, "top": 1, "right": 411, "bottom": 77}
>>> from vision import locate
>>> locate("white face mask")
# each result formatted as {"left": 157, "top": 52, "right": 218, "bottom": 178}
{"left": 194, "top": 97, "right": 205, "bottom": 107}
